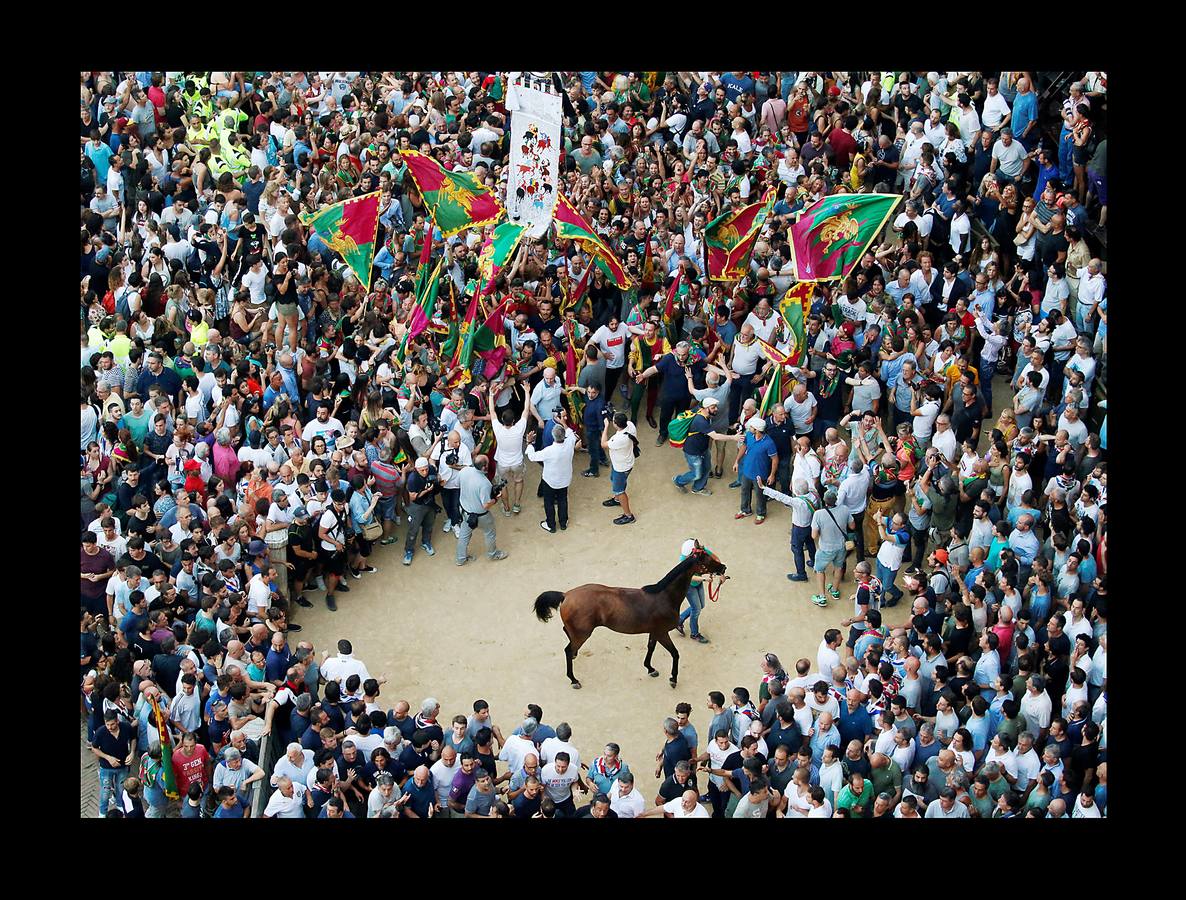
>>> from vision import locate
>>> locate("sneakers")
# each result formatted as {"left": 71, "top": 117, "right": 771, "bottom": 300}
{"left": 691, "top": 487, "right": 713, "bottom": 496}
{"left": 456, "top": 555, "right": 475, "bottom": 566}
{"left": 735, "top": 511, "right": 751, "bottom": 520}
{"left": 443, "top": 521, "right": 454, "bottom": 534}
{"left": 811, "top": 595, "right": 828, "bottom": 607}
{"left": 326, "top": 595, "right": 338, "bottom": 612}
{"left": 511, "top": 504, "right": 521, "bottom": 514}
{"left": 692, "top": 634, "right": 710, "bottom": 644}
{"left": 654, "top": 436, "right": 666, "bottom": 447}
{"left": 826, "top": 583, "right": 841, "bottom": 601}
{"left": 349, "top": 567, "right": 362, "bottom": 580}
{"left": 489, "top": 550, "right": 509, "bottom": 561}
{"left": 379, "top": 536, "right": 397, "bottom": 545}
{"left": 613, "top": 514, "right": 636, "bottom": 525}
{"left": 294, "top": 595, "right": 314, "bottom": 608}
{"left": 602, "top": 497, "right": 621, "bottom": 507}
{"left": 336, "top": 581, "right": 351, "bottom": 593}
{"left": 728, "top": 479, "right": 741, "bottom": 489}
{"left": 452, "top": 524, "right": 462, "bottom": 538}
{"left": 755, "top": 515, "right": 766, "bottom": 525}
{"left": 673, "top": 476, "right": 688, "bottom": 493}
{"left": 559, "top": 523, "right": 568, "bottom": 531}
{"left": 421, "top": 543, "right": 435, "bottom": 556}
{"left": 540, "top": 521, "right": 556, "bottom": 533}
{"left": 582, "top": 470, "right": 598, "bottom": 477}
{"left": 285, "top": 623, "right": 303, "bottom": 632}
{"left": 403, "top": 552, "right": 413, "bottom": 566}
{"left": 502, "top": 507, "right": 512, "bottom": 517}
{"left": 787, "top": 573, "right": 808, "bottom": 582}
{"left": 360, "top": 565, "right": 378, "bottom": 574}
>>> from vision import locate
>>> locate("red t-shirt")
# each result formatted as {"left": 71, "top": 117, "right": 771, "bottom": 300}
{"left": 172, "top": 744, "right": 210, "bottom": 794}
{"left": 828, "top": 129, "right": 858, "bottom": 169}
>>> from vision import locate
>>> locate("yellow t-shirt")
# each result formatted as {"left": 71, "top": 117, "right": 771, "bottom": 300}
{"left": 106, "top": 333, "right": 132, "bottom": 362}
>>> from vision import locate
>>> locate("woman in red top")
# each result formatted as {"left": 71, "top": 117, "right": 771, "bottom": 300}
{"left": 787, "top": 84, "right": 812, "bottom": 146}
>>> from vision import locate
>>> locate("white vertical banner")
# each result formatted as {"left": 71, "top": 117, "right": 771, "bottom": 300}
{"left": 505, "top": 71, "right": 563, "bottom": 239}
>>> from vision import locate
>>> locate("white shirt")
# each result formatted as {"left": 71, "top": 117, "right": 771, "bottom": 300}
{"left": 497, "top": 734, "right": 537, "bottom": 775}
{"left": 792, "top": 450, "right": 822, "bottom": 489}
{"left": 744, "top": 312, "right": 780, "bottom": 343}
{"left": 730, "top": 338, "right": 763, "bottom": 375}
{"left": 242, "top": 266, "right": 267, "bottom": 304}
{"left": 836, "top": 466, "right": 870, "bottom": 514}
{"left": 592, "top": 323, "right": 630, "bottom": 369}
{"left": 491, "top": 416, "right": 528, "bottom": 468}
{"left": 957, "top": 107, "right": 981, "bottom": 143}
{"left": 1020, "top": 690, "right": 1053, "bottom": 737}
{"left": 607, "top": 422, "right": 638, "bottom": 473}
{"left": 320, "top": 653, "right": 373, "bottom": 689}
{"left": 263, "top": 782, "right": 308, "bottom": 818}
{"left": 429, "top": 758, "right": 459, "bottom": 806}
{"left": 932, "top": 427, "right": 958, "bottom": 466}
{"left": 1078, "top": 272, "right": 1105, "bottom": 310}
{"left": 539, "top": 737, "right": 581, "bottom": 770}
{"left": 817, "top": 641, "right": 841, "bottom": 681}
{"left": 247, "top": 572, "right": 273, "bottom": 615}
{"left": 610, "top": 786, "right": 646, "bottom": 818}
{"left": 526, "top": 430, "right": 577, "bottom": 489}
{"left": 663, "top": 797, "right": 710, "bottom": 818}
{"left": 981, "top": 92, "right": 1012, "bottom": 129}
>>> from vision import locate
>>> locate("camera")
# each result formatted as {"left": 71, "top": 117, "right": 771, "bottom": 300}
{"left": 490, "top": 478, "right": 507, "bottom": 501}
{"left": 444, "top": 448, "right": 460, "bottom": 467}
{"left": 604, "top": 402, "right": 617, "bottom": 419}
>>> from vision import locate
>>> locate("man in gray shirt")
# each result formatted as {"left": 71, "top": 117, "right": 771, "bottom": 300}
{"left": 808, "top": 489, "right": 853, "bottom": 607}
{"left": 691, "top": 364, "right": 733, "bottom": 477}
{"left": 456, "top": 456, "right": 509, "bottom": 566}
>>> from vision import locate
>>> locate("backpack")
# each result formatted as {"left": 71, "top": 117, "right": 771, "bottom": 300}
{"left": 666, "top": 409, "right": 697, "bottom": 448}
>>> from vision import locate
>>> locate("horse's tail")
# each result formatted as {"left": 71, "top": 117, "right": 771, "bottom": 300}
{"left": 534, "top": 591, "right": 566, "bottom": 622}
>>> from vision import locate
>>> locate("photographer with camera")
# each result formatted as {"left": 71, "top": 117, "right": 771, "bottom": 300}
{"left": 602, "top": 411, "right": 640, "bottom": 526}
{"left": 455, "top": 455, "right": 509, "bottom": 566}
{"left": 489, "top": 383, "right": 530, "bottom": 517}
{"left": 403, "top": 456, "right": 440, "bottom": 567}
{"left": 429, "top": 431, "right": 472, "bottom": 538}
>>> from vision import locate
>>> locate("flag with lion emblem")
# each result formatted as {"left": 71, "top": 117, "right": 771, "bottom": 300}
{"left": 789, "top": 193, "right": 901, "bottom": 282}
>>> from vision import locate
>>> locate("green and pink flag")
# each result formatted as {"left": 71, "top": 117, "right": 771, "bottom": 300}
{"left": 399, "top": 149, "right": 504, "bottom": 237}
{"left": 789, "top": 193, "right": 901, "bottom": 282}
{"left": 301, "top": 191, "right": 381, "bottom": 289}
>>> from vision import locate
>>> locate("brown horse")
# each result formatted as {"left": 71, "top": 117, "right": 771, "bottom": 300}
{"left": 534, "top": 544, "right": 727, "bottom": 689}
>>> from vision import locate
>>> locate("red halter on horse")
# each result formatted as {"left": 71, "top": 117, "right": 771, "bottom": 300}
{"left": 534, "top": 543, "right": 728, "bottom": 689}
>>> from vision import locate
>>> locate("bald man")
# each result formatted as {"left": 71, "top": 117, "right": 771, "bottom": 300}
{"left": 402, "top": 765, "right": 437, "bottom": 818}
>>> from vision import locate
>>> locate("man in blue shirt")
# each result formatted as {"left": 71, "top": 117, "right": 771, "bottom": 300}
{"left": 838, "top": 691, "right": 873, "bottom": 747}
{"left": 1011, "top": 77, "right": 1039, "bottom": 150}
{"left": 637, "top": 341, "right": 702, "bottom": 446}
{"left": 735, "top": 417, "right": 778, "bottom": 522}
{"left": 265, "top": 632, "right": 292, "bottom": 684}
{"left": 969, "top": 273, "right": 996, "bottom": 320}
{"left": 719, "top": 72, "right": 755, "bottom": 103}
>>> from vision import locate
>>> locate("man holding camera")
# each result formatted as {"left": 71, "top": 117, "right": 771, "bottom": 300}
{"left": 430, "top": 431, "right": 472, "bottom": 537}
{"left": 403, "top": 457, "right": 439, "bottom": 567}
{"left": 455, "top": 455, "right": 509, "bottom": 566}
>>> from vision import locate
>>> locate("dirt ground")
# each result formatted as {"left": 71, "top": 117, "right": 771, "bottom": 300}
{"left": 296, "top": 377, "right": 1010, "bottom": 793}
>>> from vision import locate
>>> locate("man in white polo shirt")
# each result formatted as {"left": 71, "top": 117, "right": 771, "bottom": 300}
{"left": 640, "top": 788, "right": 710, "bottom": 818}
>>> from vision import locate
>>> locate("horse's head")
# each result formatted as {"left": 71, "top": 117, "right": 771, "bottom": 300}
{"left": 690, "top": 542, "right": 727, "bottom": 577}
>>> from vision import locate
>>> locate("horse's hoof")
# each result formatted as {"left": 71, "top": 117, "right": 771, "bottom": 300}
{"left": 669, "top": 679, "right": 678, "bottom": 688}
{"left": 570, "top": 681, "right": 582, "bottom": 690}
{"left": 648, "top": 669, "right": 659, "bottom": 678}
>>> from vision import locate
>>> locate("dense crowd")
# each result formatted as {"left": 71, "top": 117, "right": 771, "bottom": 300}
{"left": 81, "top": 69, "right": 1106, "bottom": 818}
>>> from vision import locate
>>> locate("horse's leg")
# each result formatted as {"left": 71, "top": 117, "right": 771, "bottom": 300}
{"left": 655, "top": 631, "right": 681, "bottom": 687}
{"left": 643, "top": 636, "right": 659, "bottom": 677}
{"left": 563, "top": 621, "right": 589, "bottom": 689}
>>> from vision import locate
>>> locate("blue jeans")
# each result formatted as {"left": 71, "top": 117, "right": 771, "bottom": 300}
{"left": 791, "top": 524, "right": 816, "bottom": 577}
{"left": 98, "top": 766, "right": 127, "bottom": 817}
{"left": 585, "top": 425, "right": 607, "bottom": 474}
{"left": 877, "top": 561, "right": 903, "bottom": 605}
{"left": 978, "top": 358, "right": 996, "bottom": 415}
{"left": 679, "top": 582, "right": 705, "bottom": 636}
{"left": 739, "top": 474, "right": 767, "bottom": 516}
{"left": 675, "top": 451, "right": 709, "bottom": 492}
{"left": 1058, "top": 125, "right": 1074, "bottom": 183}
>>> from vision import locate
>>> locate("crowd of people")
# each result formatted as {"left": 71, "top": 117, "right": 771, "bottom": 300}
{"left": 81, "top": 69, "right": 1106, "bottom": 818}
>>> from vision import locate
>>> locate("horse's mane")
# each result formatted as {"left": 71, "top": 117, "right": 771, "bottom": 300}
{"left": 642, "top": 554, "right": 699, "bottom": 594}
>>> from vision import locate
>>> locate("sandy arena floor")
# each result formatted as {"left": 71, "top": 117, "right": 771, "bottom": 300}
{"left": 294, "top": 385, "right": 1007, "bottom": 789}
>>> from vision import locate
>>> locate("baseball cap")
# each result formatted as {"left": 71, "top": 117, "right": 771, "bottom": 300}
{"left": 701, "top": 397, "right": 719, "bottom": 409}
{"left": 748, "top": 417, "right": 767, "bottom": 432}
{"left": 933, "top": 548, "right": 949, "bottom": 564}
{"left": 827, "top": 85, "right": 841, "bottom": 97}
{"left": 291, "top": 506, "right": 309, "bottom": 520}
{"left": 414, "top": 457, "right": 429, "bottom": 469}
{"left": 247, "top": 539, "right": 268, "bottom": 557}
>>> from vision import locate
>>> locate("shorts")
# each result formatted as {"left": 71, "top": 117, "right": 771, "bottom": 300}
{"left": 610, "top": 468, "right": 631, "bottom": 494}
{"left": 814, "top": 546, "right": 847, "bottom": 572}
{"left": 496, "top": 461, "right": 526, "bottom": 483}
{"left": 276, "top": 301, "right": 299, "bottom": 317}
{"left": 318, "top": 548, "right": 346, "bottom": 576}
{"left": 353, "top": 535, "right": 374, "bottom": 557}
{"left": 377, "top": 495, "right": 397, "bottom": 521}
